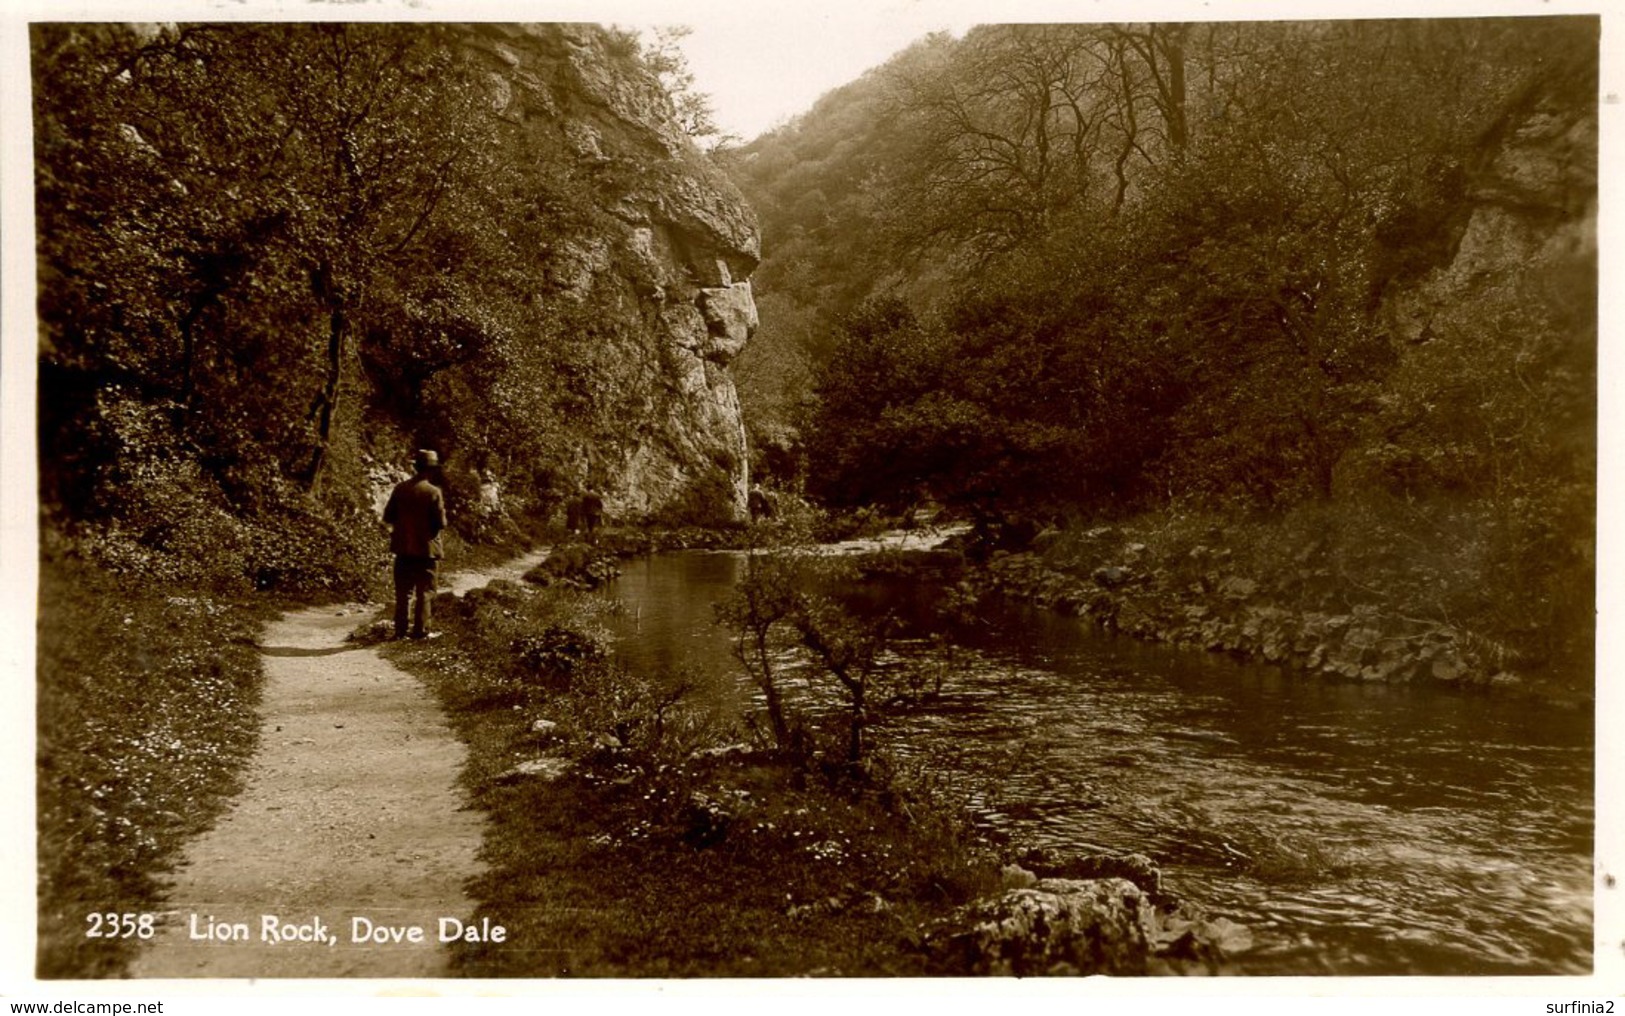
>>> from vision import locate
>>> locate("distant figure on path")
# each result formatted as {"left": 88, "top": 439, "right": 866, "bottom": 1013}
{"left": 383, "top": 449, "right": 447, "bottom": 639}
{"left": 748, "top": 485, "right": 774, "bottom": 522}
{"left": 579, "top": 488, "right": 605, "bottom": 544}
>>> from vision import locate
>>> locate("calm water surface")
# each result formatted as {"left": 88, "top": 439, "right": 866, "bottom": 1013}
{"left": 600, "top": 551, "right": 1595, "bottom": 976}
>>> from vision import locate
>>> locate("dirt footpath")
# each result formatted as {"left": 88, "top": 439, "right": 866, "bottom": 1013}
{"left": 130, "top": 554, "right": 544, "bottom": 978}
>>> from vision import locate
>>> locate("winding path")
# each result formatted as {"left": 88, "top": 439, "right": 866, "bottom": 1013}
{"left": 130, "top": 553, "right": 545, "bottom": 978}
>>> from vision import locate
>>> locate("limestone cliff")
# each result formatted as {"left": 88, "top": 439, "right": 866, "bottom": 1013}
{"left": 464, "top": 24, "right": 760, "bottom": 522}
{"left": 1377, "top": 83, "right": 1596, "bottom": 354}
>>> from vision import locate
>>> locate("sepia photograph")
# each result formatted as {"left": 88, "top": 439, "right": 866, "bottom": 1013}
{"left": 6, "top": 0, "right": 1616, "bottom": 999}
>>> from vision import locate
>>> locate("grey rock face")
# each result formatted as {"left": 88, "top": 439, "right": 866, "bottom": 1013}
{"left": 463, "top": 24, "right": 760, "bottom": 522}
{"left": 697, "top": 282, "right": 758, "bottom": 363}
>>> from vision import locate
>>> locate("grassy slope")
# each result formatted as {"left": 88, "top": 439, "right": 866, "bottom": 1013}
{"left": 31, "top": 521, "right": 544, "bottom": 978}
{"left": 35, "top": 554, "right": 270, "bottom": 978}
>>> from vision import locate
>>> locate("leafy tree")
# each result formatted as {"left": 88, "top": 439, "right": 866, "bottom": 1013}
{"left": 35, "top": 22, "right": 707, "bottom": 589}
{"left": 714, "top": 546, "right": 802, "bottom": 752}
{"left": 638, "top": 26, "right": 735, "bottom": 148}
{"left": 803, "top": 296, "right": 1092, "bottom": 520}
{"left": 37, "top": 24, "right": 503, "bottom": 507}
{"left": 716, "top": 536, "right": 898, "bottom": 764}
{"left": 881, "top": 25, "right": 1118, "bottom": 258}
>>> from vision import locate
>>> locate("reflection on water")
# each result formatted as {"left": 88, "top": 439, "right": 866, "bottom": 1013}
{"left": 600, "top": 551, "right": 1594, "bottom": 976}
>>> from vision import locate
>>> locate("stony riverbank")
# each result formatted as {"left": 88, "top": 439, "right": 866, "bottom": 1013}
{"left": 938, "top": 514, "right": 1590, "bottom": 707}
{"left": 831, "top": 504, "right": 1588, "bottom": 707}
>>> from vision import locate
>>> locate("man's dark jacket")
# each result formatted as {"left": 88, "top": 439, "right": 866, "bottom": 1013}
{"left": 383, "top": 475, "right": 447, "bottom": 558}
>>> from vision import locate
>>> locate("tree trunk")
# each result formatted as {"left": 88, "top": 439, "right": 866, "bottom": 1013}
{"left": 303, "top": 299, "right": 347, "bottom": 489}
{"left": 755, "top": 626, "right": 793, "bottom": 750}
{"left": 174, "top": 292, "right": 212, "bottom": 428}
{"left": 1112, "top": 43, "right": 1140, "bottom": 214}
{"left": 1158, "top": 24, "right": 1189, "bottom": 154}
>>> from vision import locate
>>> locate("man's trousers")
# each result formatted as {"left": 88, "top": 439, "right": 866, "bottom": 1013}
{"left": 393, "top": 555, "right": 438, "bottom": 638}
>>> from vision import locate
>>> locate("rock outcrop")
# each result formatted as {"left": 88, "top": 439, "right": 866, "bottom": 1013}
{"left": 462, "top": 25, "right": 760, "bottom": 522}
{"left": 1378, "top": 86, "right": 1595, "bottom": 351}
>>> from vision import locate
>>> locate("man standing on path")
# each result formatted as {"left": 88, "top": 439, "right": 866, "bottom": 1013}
{"left": 384, "top": 449, "right": 448, "bottom": 639}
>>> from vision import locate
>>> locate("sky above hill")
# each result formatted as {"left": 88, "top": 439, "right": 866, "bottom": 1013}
{"left": 671, "top": 5, "right": 977, "bottom": 142}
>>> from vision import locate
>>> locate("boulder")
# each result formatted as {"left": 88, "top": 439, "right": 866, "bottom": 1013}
{"left": 927, "top": 878, "right": 1158, "bottom": 975}
{"left": 1031, "top": 527, "right": 1064, "bottom": 553}
{"left": 346, "top": 618, "right": 396, "bottom": 644}
{"left": 680, "top": 790, "right": 736, "bottom": 848}
{"left": 925, "top": 877, "right": 1250, "bottom": 976}
{"left": 688, "top": 742, "right": 754, "bottom": 761}
{"left": 1018, "top": 849, "right": 1163, "bottom": 897}
{"left": 1431, "top": 655, "right": 1467, "bottom": 683}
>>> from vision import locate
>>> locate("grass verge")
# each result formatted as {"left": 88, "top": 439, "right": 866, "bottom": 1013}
{"left": 383, "top": 578, "right": 1001, "bottom": 976}
{"left": 36, "top": 552, "right": 271, "bottom": 977}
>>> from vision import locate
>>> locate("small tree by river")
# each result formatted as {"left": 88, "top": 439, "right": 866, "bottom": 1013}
{"left": 789, "top": 593, "right": 891, "bottom": 763}
{"left": 715, "top": 547, "right": 802, "bottom": 753}
{"left": 715, "top": 536, "right": 898, "bottom": 765}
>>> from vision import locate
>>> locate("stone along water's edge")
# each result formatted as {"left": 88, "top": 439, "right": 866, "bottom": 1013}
{"left": 846, "top": 524, "right": 1587, "bottom": 708}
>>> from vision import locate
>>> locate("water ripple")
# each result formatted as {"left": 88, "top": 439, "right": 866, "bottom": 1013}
{"left": 602, "top": 554, "right": 1594, "bottom": 976}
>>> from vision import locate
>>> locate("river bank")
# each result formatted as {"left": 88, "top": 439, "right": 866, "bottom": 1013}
{"left": 881, "top": 503, "right": 1593, "bottom": 709}
{"left": 381, "top": 574, "right": 991, "bottom": 974}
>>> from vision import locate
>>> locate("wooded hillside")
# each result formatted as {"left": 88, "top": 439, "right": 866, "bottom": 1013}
{"left": 35, "top": 23, "right": 760, "bottom": 595}
{"left": 725, "top": 18, "right": 1596, "bottom": 685}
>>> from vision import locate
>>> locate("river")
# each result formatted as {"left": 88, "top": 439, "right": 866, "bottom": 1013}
{"left": 599, "top": 549, "right": 1595, "bottom": 976}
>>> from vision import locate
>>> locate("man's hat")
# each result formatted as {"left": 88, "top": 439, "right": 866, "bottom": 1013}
{"left": 414, "top": 449, "right": 440, "bottom": 469}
